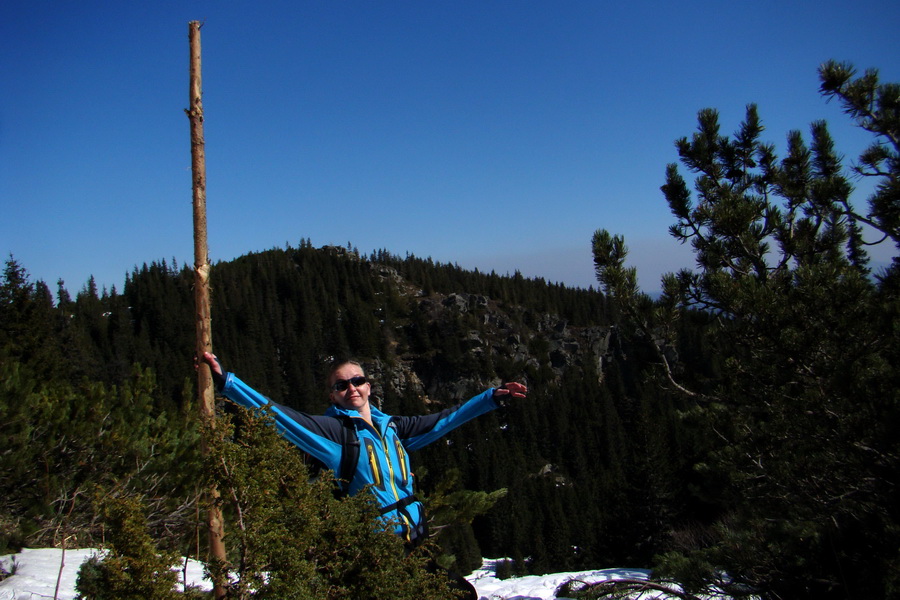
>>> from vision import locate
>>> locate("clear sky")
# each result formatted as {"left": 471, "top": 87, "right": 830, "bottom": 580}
{"left": 2, "top": 1, "right": 898, "bottom": 296}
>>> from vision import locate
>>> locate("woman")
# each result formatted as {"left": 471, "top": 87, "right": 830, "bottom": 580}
{"left": 200, "top": 352, "right": 525, "bottom": 551}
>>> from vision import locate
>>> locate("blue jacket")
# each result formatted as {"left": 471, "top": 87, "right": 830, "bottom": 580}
{"left": 221, "top": 373, "right": 501, "bottom": 544}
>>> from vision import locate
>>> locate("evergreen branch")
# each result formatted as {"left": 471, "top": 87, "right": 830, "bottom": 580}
{"left": 560, "top": 577, "right": 708, "bottom": 600}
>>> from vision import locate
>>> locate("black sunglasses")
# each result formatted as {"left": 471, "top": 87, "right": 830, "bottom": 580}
{"left": 331, "top": 376, "right": 368, "bottom": 392}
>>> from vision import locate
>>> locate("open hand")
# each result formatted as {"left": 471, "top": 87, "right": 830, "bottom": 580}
{"left": 197, "top": 351, "right": 226, "bottom": 390}
{"left": 200, "top": 351, "right": 224, "bottom": 377}
{"left": 494, "top": 382, "right": 527, "bottom": 400}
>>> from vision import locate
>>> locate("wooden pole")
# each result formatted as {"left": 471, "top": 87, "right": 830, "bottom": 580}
{"left": 187, "top": 20, "right": 228, "bottom": 600}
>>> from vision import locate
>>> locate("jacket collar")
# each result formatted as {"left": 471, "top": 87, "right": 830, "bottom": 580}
{"left": 325, "top": 403, "right": 391, "bottom": 429}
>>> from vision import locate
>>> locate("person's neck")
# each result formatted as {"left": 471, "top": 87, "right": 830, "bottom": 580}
{"left": 359, "top": 403, "right": 373, "bottom": 425}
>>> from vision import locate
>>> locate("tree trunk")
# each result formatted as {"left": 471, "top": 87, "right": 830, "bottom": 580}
{"left": 187, "top": 20, "right": 228, "bottom": 600}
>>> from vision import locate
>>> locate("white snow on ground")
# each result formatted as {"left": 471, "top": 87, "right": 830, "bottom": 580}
{"left": 0, "top": 549, "right": 209, "bottom": 600}
{"left": 469, "top": 558, "right": 651, "bottom": 599}
{"left": 0, "top": 548, "right": 652, "bottom": 600}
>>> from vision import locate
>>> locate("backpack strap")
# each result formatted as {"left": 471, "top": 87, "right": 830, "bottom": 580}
{"left": 336, "top": 415, "right": 360, "bottom": 496}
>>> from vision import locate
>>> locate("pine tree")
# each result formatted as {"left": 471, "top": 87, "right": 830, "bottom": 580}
{"left": 74, "top": 495, "right": 181, "bottom": 600}
{"left": 593, "top": 62, "right": 900, "bottom": 598}
{"left": 0, "top": 256, "right": 59, "bottom": 379}
{"left": 420, "top": 467, "right": 506, "bottom": 574}
{"left": 203, "top": 405, "right": 455, "bottom": 600}
{"left": 818, "top": 60, "right": 900, "bottom": 253}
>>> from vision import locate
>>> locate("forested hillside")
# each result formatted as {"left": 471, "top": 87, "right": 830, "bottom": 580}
{"left": 0, "top": 243, "right": 711, "bottom": 578}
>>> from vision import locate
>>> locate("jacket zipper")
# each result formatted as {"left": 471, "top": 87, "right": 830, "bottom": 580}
{"left": 370, "top": 424, "right": 414, "bottom": 541}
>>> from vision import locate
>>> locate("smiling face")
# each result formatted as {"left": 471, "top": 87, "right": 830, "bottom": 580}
{"left": 328, "top": 362, "right": 371, "bottom": 414}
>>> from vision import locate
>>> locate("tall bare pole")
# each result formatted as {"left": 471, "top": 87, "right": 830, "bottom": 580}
{"left": 187, "top": 20, "right": 228, "bottom": 600}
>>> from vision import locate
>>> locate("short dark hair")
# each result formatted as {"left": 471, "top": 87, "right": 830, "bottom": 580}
{"left": 326, "top": 358, "right": 365, "bottom": 388}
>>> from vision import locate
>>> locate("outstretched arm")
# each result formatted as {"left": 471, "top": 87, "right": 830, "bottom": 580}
{"left": 399, "top": 382, "right": 529, "bottom": 451}
{"left": 196, "top": 351, "right": 346, "bottom": 469}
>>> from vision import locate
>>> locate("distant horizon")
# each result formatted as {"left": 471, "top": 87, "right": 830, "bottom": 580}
{"left": 12, "top": 229, "right": 897, "bottom": 300}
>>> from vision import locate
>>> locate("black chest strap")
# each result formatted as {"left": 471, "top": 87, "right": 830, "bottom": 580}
{"left": 336, "top": 416, "right": 360, "bottom": 496}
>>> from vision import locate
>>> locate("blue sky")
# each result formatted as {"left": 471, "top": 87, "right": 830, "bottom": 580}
{"left": 2, "top": 1, "right": 898, "bottom": 295}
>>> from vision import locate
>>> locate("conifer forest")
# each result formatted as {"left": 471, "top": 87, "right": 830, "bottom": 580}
{"left": 1, "top": 62, "right": 899, "bottom": 599}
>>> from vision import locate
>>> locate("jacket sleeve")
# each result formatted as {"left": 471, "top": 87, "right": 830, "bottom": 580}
{"left": 221, "top": 373, "right": 344, "bottom": 471}
{"left": 392, "top": 389, "right": 500, "bottom": 452}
